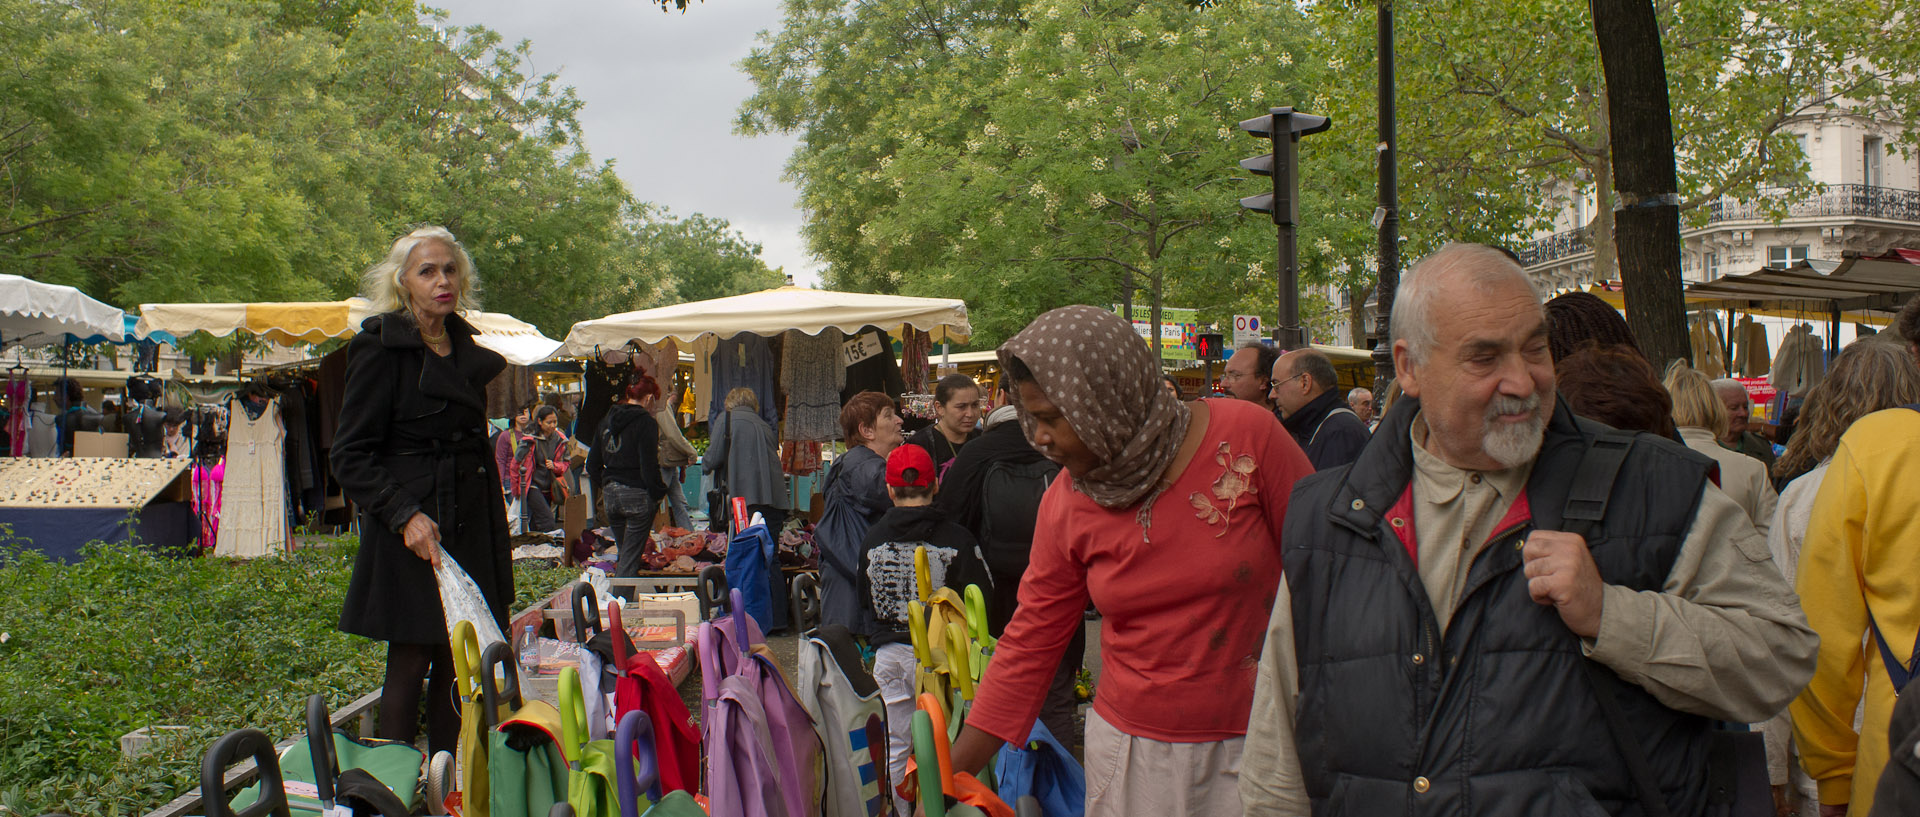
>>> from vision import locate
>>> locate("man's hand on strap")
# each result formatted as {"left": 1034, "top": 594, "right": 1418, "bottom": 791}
{"left": 1523, "top": 530, "right": 1604, "bottom": 638}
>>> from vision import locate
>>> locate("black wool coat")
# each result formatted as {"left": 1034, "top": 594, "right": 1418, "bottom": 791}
{"left": 335, "top": 311, "right": 512, "bottom": 644}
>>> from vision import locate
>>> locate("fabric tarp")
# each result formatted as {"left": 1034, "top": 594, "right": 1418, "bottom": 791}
{"left": 0, "top": 501, "right": 197, "bottom": 562}
{"left": 136, "top": 298, "right": 562, "bottom": 365}
{"left": 65, "top": 314, "right": 177, "bottom": 346}
{"left": 561, "top": 286, "right": 971, "bottom": 354}
{"left": 1584, "top": 248, "right": 1920, "bottom": 326}
{"left": 1682, "top": 250, "right": 1920, "bottom": 315}
{"left": 0, "top": 274, "right": 126, "bottom": 345}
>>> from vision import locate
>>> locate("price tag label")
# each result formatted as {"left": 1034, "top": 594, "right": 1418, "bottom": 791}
{"left": 841, "top": 332, "right": 884, "bottom": 366}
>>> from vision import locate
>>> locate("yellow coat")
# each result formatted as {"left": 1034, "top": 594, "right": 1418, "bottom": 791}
{"left": 1790, "top": 408, "right": 1920, "bottom": 814}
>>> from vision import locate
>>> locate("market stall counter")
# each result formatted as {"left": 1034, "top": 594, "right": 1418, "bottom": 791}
{"left": 0, "top": 457, "right": 196, "bottom": 560}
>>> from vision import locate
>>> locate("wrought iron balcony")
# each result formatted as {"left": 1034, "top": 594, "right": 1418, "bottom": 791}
{"left": 1519, "top": 184, "right": 1920, "bottom": 267}
{"left": 1517, "top": 228, "right": 1591, "bottom": 268}
{"left": 1702, "top": 184, "right": 1920, "bottom": 223}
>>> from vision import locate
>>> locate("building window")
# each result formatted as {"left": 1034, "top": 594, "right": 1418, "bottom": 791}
{"left": 1865, "top": 136, "right": 1884, "bottom": 187}
{"left": 1704, "top": 252, "right": 1720, "bottom": 278}
{"left": 1769, "top": 245, "right": 1809, "bottom": 267}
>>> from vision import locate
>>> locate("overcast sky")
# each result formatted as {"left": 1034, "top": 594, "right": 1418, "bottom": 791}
{"left": 427, "top": 0, "right": 821, "bottom": 286}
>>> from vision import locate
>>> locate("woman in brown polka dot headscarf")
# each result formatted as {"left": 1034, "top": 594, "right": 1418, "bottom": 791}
{"left": 950, "top": 305, "right": 1315, "bottom": 815}
{"left": 1002, "top": 304, "right": 1192, "bottom": 515}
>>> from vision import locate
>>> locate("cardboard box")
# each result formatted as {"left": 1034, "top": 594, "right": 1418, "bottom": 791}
{"left": 74, "top": 431, "right": 129, "bottom": 458}
{"left": 562, "top": 493, "right": 588, "bottom": 547}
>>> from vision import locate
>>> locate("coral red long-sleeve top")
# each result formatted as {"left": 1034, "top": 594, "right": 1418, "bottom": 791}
{"left": 967, "top": 398, "right": 1314, "bottom": 744}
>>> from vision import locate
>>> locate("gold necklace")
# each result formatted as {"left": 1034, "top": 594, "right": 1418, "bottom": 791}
{"left": 413, "top": 311, "right": 449, "bottom": 345}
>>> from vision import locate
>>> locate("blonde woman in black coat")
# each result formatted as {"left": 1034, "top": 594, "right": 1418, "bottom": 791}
{"left": 333, "top": 226, "right": 510, "bottom": 756}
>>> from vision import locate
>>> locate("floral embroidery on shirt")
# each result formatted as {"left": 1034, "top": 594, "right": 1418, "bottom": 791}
{"left": 1191, "top": 441, "right": 1257, "bottom": 537}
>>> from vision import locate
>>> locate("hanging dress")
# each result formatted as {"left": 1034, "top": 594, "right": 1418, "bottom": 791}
{"left": 215, "top": 396, "right": 290, "bottom": 558}
{"left": 194, "top": 460, "right": 224, "bottom": 553}
{"left": 3, "top": 378, "right": 27, "bottom": 457}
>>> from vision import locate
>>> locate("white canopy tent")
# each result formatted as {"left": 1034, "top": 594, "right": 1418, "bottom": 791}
{"left": 561, "top": 286, "right": 972, "bottom": 355}
{"left": 137, "top": 298, "right": 562, "bottom": 365}
{"left": 0, "top": 274, "right": 126, "bottom": 345}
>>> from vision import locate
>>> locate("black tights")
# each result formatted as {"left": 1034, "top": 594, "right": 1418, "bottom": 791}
{"left": 379, "top": 641, "right": 458, "bottom": 756}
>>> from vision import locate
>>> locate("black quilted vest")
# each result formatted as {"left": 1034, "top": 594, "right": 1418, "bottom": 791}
{"left": 1284, "top": 395, "right": 1716, "bottom": 817}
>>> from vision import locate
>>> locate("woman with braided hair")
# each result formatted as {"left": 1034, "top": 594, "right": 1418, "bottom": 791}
{"left": 1545, "top": 291, "right": 1642, "bottom": 364}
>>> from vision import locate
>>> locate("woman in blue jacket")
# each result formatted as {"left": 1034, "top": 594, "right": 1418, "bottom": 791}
{"left": 813, "top": 390, "right": 903, "bottom": 636}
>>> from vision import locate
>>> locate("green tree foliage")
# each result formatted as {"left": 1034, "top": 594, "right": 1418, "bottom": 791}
{"left": 747, "top": 0, "right": 1920, "bottom": 347}
{"left": 0, "top": 0, "right": 654, "bottom": 337}
{"left": 742, "top": 0, "right": 1360, "bottom": 346}
{"left": 1307, "top": 0, "right": 1920, "bottom": 283}
{"left": 738, "top": 0, "right": 1025, "bottom": 299}
{"left": 635, "top": 210, "right": 786, "bottom": 306}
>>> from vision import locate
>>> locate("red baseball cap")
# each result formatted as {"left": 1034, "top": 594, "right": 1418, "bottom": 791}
{"left": 886, "top": 444, "right": 937, "bottom": 488}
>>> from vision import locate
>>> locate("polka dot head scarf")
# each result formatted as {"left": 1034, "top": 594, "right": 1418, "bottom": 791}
{"left": 998, "top": 304, "right": 1192, "bottom": 509}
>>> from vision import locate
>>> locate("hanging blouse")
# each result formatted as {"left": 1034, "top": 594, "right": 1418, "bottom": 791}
{"left": 781, "top": 330, "right": 846, "bottom": 442}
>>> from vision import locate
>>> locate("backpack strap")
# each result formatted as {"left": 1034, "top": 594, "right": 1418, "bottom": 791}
{"left": 1309, "top": 407, "right": 1359, "bottom": 446}
{"left": 1560, "top": 428, "right": 1635, "bottom": 540}
{"left": 1858, "top": 408, "right": 1920, "bottom": 691}
{"left": 1869, "top": 611, "right": 1920, "bottom": 694}
{"left": 1560, "top": 428, "right": 1675, "bottom": 817}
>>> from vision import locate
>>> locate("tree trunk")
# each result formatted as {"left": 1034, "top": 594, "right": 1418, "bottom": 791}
{"left": 1591, "top": 0, "right": 1691, "bottom": 367}
{"left": 1589, "top": 148, "right": 1617, "bottom": 285}
{"left": 1349, "top": 281, "right": 1370, "bottom": 347}
{"left": 1150, "top": 272, "right": 1164, "bottom": 356}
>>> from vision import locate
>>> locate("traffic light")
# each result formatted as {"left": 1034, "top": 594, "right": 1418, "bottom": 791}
{"left": 1238, "top": 106, "right": 1330, "bottom": 351}
{"left": 1238, "top": 107, "right": 1331, "bottom": 226}
{"left": 1195, "top": 333, "right": 1225, "bottom": 361}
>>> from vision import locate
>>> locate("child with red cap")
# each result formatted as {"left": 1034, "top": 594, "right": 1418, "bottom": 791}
{"left": 859, "top": 442, "right": 993, "bottom": 813}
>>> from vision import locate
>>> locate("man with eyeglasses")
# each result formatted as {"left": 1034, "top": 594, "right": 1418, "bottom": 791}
{"left": 1270, "top": 349, "right": 1369, "bottom": 471}
{"left": 1224, "top": 342, "right": 1282, "bottom": 415}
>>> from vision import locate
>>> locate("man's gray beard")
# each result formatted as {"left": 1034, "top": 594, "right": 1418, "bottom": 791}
{"left": 1482, "top": 395, "right": 1546, "bottom": 469}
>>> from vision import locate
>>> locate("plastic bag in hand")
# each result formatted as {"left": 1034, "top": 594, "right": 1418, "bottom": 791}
{"left": 436, "top": 543, "right": 506, "bottom": 650}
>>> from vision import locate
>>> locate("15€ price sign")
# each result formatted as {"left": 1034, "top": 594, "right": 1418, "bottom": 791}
{"left": 841, "top": 331, "right": 885, "bottom": 366}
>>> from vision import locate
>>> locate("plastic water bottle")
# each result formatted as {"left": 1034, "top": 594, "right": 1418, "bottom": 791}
{"left": 518, "top": 625, "right": 539, "bottom": 676}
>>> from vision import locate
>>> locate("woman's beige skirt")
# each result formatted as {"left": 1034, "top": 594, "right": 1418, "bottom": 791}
{"left": 1083, "top": 709, "right": 1245, "bottom": 817}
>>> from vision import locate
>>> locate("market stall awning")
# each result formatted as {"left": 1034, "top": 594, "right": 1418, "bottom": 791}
{"left": 561, "top": 286, "right": 972, "bottom": 355}
{"left": 64, "top": 314, "right": 179, "bottom": 346}
{"left": 0, "top": 274, "right": 126, "bottom": 345}
{"left": 1682, "top": 250, "right": 1920, "bottom": 315}
{"left": 1585, "top": 270, "right": 1900, "bottom": 326}
{"left": 463, "top": 311, "right": 565, "bottom": 367}
{"left": 137, "top": 299, "right": 374, "bottom": 346}
{"left": 136, "top": 299, "right": 562, "bottom": 365}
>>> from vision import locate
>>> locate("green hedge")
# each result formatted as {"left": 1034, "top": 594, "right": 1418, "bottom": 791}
{"left": 0, "top": 531, "right": 573, "bottom": 817}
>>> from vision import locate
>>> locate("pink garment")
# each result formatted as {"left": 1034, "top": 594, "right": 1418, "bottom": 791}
{"left": 193, "top": 460, "right": 225, "bottom": 553}
{"left": 4, "top": 379, "right": 27, "bottom": 456}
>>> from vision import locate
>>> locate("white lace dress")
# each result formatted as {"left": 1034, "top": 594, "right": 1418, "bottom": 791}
{"left": 215, "top": 396, "right": 289, "bottom": 558}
